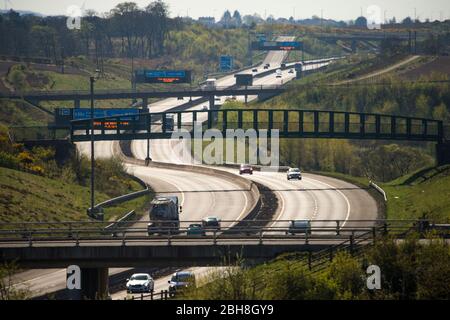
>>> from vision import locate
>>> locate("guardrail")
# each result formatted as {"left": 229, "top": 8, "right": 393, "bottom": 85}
{"left": 369, "top": 181, "right": 387, "bottom": 202}
{"left": 0, "top": 219, "right": 446, "bottom": 247}
{"left": 104, "top": 210, "right": 136, "bottom": 236}
{"left": 125, "top": 289, "right": 170, "bottom": 300}
{"left": 93, "top": 188, "right": 150, "bottom": 211}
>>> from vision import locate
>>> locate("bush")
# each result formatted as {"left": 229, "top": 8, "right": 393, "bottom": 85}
{"left": 0, "top": 151, "right": 20, "bottom": 170}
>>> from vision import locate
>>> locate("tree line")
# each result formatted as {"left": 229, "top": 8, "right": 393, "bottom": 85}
{"left": 0, "top": 1, "right": 180, "bottom": 65}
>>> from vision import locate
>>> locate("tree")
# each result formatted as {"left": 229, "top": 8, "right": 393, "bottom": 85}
{"left": 355, "top": 16, "right": 367, "bottom": 28}
{"left": 232, "top": 10, "right": 242, "bottom": 26}
{"left": 402, "top": 16, "right": 413, "bottom": 25}
{"left": 0, "top": 262, "right": 30, "bottom": 300}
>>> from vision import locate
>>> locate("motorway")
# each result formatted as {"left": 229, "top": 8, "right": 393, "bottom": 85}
{"left": 10, "top": 36, "right": 378, "bottom": 299}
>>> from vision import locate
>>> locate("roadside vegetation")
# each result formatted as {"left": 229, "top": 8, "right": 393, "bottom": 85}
{"left": 184, "top": 235, "right": 450, "bottom": 300}
{"left": 0, "top": 125, "right": 149, "bottom": 222}
{"left": 0, "top": 262, "right": 30, "bottom": 300}
{"left": 382, "top": 165, "right": 450, "bottom": 222}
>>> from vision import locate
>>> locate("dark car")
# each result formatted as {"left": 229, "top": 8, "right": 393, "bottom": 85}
{"left": 187, "top": 224, "right": 206, "bottom": 236}
{"left": 252, "top": 68, "right": 258, "bottom": 72}
{"left": 168, "top": 271, "right": 196, "bottom": 296}
{"left": 239, "top": 164, "right": 253, "bottom": 175}
{"left": 286, "top": 220, "right": 312, "bottom": 235}
{"left": 202, "top": 216, "right": 221, "bottom": 231}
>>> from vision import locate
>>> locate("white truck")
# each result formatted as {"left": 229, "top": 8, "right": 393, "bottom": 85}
{"left": 147, "top": 196, "right": 182, "bottom": 235}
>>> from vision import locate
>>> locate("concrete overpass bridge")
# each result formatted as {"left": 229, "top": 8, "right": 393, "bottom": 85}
{"left": 0, "top": 219, "right": 442, "bottom": 299}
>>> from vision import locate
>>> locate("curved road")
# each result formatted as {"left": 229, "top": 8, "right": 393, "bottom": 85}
{"left": 11, "top": 38, "right": 377, "bottom": 299}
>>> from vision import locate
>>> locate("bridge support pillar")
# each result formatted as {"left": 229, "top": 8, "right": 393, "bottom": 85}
{"left": 436, "top": 142, "right": 450, "bottom": 166}
{"left": 142, "top": 98, "right": 148, "bottom": 110}
{"left": 209, "top": 95, "right": 215, "bottom": 111}
{"left": 80, "top": 267, "right": 109, "bottom": 300}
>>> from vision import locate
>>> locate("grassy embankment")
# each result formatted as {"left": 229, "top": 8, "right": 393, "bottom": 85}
{"left": 0, "top": 166, "right": 148, "bottom": 223}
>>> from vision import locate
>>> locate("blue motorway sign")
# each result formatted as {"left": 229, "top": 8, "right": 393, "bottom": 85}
{"left": 220, "top": 55, "right": 233, "bottom": 72}
{"left": 73, "top": 108, "right": 140, "bottom": 120}
{"left": 135, "top": 69, "right": 191, "bottom": 84}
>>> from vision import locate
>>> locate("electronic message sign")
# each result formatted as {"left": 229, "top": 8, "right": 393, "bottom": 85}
{"left": 55, "top": 108, "right": 140, "bottom": 129}
{"left": 134, "top": 69, "right": 191, "bottom": 84}
{"left": 251, "top": 41, "right": 303, "bottom": 51}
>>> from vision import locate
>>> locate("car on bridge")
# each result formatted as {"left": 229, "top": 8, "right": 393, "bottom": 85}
{"left": 202, "top": 216, "right": 221, "bottom": 231}
{"left": 276, "top": 69, "right": 282, "bottom": 78}
{"left": 202, "top": 78, "right": 217, "bottom": 90}
{"left": 168, "top": 271, "right": 196, "bottom": 296}
{"left": 286, "top": 220, "right": 312, "bottom": 235}
{"left": 287, "top": 168, "right": 302, "bottom": 180}
{"left": 187, "top": 224, "right": 206, "bottom": 236}
{"left": 163, "top": 114, "right": 175, "bottom": 132}
{"left": 239, "top": 164, "right": 253, "bottom": 175}
{"left": 126, "top": 273, "right": 154, "bottom": 294}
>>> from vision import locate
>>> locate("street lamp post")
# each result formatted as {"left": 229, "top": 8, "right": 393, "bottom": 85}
{"left": 88, "top": 71, "right": 101, "bottom": 220}
{"left": 89, "top": 76, "right": 96, "bottom": 218}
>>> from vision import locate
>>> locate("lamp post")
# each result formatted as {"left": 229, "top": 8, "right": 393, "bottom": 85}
{"left": 88, "top": 70, "right": 101, "bottom": 220}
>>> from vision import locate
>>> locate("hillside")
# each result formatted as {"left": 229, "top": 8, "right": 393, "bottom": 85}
{"left": 383, "top": 165, "right": 450, "bottom": 222}
{"left": 0, "top": 166, "right": 148, "bottom": 223}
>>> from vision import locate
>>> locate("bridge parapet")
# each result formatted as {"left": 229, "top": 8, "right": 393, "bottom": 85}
{"left": 68, "top": 108, "right": 444, "bottom": 143}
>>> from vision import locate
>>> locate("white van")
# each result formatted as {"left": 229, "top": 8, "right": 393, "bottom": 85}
{"left": 203, "top": 78, "right": 217, "bottom": 90}
{"left": 276, "top": 69, "right": 282, "bottom": 78}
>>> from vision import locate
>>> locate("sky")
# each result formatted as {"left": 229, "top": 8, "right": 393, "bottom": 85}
{"left": 5, "top": 0, "right": 450, "bottom": 22}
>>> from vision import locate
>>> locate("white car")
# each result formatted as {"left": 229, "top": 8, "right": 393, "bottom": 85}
{"left": 126, "top": 273, "right": 154, "bottom": 293}
{"left": 287, "top": 168, "right": 302, "bottom": 180}
{"left": 276, "top": 69, "right": 282, "bottom": 78}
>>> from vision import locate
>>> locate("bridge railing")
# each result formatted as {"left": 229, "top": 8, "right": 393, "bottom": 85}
{"left": 69, "top": 108, "right": 444, "bottom": 143}
{"left": 0, "top": 85, "right": 285, "bottom": 99}
{"left": 0, "top": 219, "right": 445, "bottom": 246}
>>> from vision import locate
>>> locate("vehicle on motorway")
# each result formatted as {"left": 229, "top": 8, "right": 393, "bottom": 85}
{"left": 252, "top": 68, "right": 258, "bottom": 72}
{"left": 286, "top": 220, "right": 312, "bottom": 235}
{"left": 177, "top": 96, "right": 184, "bottom": 100}
{"left": 168, "top": 271, "right": 196, "bottom": 296}
{"left": 148, "top": 196, "right": 182, "bottom": 235}
{"left": 163, "top": 114, "right": 175, "bottom": 132}
{"left": 276, "top": 69, "right": 282, "bottom": 78}
{"left": 263, "top": 65, "right": 269, "bottom": 70}
{"left": 187, "top": 224, "right": 206, "bottom": 236}
{"left": 287, "top": 168, "right": 302, "bottom": 180}
{"left": 126, "top": 273, "right": 154, "bottom": 294}
{"left": 202, "top": 216, "right": 221, "bottom": 231}
{"left": 202, "top": 105, "right": 210, "bottom": 111}
{"left": 281, "top": 63, "right": 286, "bottom": 68}
{"left": 214, "top": 96, "right": 221, "bottom": 101}
{"left": 239, "top": 164, "right": 253, "bottom": 175}
{"left": 288, "top": 69, "right": 294, "bottom": 74}
{"left": 202, "top": 78, "right": 217, "bottom": 90}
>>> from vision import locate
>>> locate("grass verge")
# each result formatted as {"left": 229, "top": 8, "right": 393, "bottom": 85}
{"left": 0, "top": 166, "right": 149, "bottom": 223}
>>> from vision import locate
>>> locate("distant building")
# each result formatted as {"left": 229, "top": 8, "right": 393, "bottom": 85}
{"left": 198, "top": 16, "right": 216, "bottom": 27}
